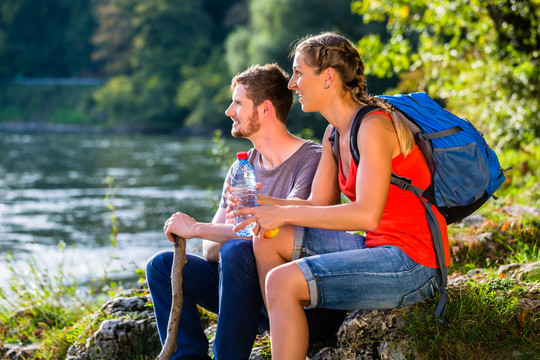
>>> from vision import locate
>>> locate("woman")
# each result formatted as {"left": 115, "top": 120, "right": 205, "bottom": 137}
{"left": 230, "top": 32, "right": 450, "bottom": 359}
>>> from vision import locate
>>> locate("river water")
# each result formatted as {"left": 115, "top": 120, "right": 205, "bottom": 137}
{"left": 0, "top": 132, "right": 246, "bottom": 291}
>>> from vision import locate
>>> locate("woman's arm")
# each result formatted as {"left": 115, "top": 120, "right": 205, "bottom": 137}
{"left": 234, "top": 115, "right": 398, "bottom": 235}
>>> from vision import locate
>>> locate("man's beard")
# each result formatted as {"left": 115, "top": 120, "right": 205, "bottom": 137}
{"left": 231, "top": 109, "right": 261, "bottom": 138}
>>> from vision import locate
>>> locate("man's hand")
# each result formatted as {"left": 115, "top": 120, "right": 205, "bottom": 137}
{"left": 225, "top": 182, "right": 263, "bottom": 217}
{"left": 163, "top": 212, "right": 198, "bottom": 242}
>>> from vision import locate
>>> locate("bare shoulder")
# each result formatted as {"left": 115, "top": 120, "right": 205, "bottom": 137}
{"left": 358, "top": 112, "right": 398, "bottom": 154}
{"left": 361, "top": 112, "right": 394, "bottom": 132}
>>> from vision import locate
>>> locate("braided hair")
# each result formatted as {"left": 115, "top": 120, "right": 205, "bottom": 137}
{"left": 291, "top": 32, "right": 414, "bottom": 157}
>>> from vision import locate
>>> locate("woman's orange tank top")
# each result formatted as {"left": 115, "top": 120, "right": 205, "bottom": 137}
{"left": 338, "top": 110, "right": 450, "bottom": 268}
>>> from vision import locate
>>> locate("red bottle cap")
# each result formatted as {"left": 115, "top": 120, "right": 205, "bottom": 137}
{"left": 237, "top": 152, "right": 248, "bottom": 160}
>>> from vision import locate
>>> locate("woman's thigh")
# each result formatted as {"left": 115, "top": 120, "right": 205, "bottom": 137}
{"left": 294, "top": 236, "right": 441, "bottom": 310}
{"left": 292, "top": 226, "right": 366, "bottom": 260}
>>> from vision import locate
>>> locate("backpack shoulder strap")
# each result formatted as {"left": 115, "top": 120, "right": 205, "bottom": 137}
{"left": 391, "top": 173, "right": 450, "bottom": 327}
{"left": 329, "top": 105, "right": 379, "bottom": 164}
{"left": 349, "top": 105, "right": 380, "bottom": 165}
{"left": 329, "top": 127, "right": 340, "bottom": 163}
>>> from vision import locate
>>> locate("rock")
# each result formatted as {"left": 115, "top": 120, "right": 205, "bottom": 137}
{"left": 466, "top": 268, "right": 485, "bottom": 277}
{"left": 0, "top": 343, "right": 40, "bottom": 360}
{"left": 498, "top": 263, "right": 522, "bottom": 275}
{"left": 476, "top": 232, "right": 493, "bottom": 242}
{"left": 530, "top": 283, "right": 540, "bottom": 294}
{"left": 101, "top": 294, "right": 149, "bottom": 314}
{"left": 66, "top": 290, "right": 161, "bottom": 360}
{"left": 503, "top": 205, "right": 540, "bottom": 217}
{"left": 514, "top": 261, "right": 540, "bottom": 282}
{"left": 249, "top": 347, "right": 266, "bottom": 360}
{"left": 460, "top": 213, "right": 485, "bottom": 226}
{"left": 310, "top": 309, "right": 411, "bottom": 360}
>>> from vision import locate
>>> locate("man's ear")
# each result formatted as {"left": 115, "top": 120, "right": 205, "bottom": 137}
{"left": 262, "top": 99, "right": 274, "bottom": 115}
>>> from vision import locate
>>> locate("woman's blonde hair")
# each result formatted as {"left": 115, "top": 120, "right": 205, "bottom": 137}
{"left": 291, "top": 32, "right": 415, "bottom": 157}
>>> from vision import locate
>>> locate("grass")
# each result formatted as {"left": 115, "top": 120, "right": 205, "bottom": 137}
{"left": 397, "top": 278, "right": 539, "bottom": 360}
{"left": 0, "top": 144, "right": 538, "bottom": 360}
{"left": 0, "top": 250, "right": 105, "bottom": 352}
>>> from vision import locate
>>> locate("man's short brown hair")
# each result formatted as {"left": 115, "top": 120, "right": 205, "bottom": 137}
{"left": 230, "top": 64, "right": 293, "bottom": 124}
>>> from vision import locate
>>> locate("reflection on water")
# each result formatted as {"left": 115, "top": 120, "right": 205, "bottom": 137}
{"left": 0, "top": 133, "right": 246, "bottom": 289}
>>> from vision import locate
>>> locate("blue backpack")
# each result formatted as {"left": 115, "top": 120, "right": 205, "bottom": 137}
{"left": 330, "top": 92, "right": 506, "bottom": 325}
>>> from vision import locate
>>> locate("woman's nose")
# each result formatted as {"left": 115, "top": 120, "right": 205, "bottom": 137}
{"left": 287, "top": 77, "right": 296, "bottom": 90}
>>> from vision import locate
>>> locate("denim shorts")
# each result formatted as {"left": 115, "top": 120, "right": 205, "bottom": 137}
{"left": 292, "top": 226, "right": 441, "bottom": 310}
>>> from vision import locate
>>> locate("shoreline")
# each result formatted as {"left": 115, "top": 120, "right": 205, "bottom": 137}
{"left": 0, "top": 121, "right": 215, "bottom": 136}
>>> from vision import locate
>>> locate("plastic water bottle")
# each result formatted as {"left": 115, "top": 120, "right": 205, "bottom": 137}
{"left": 231, "top": 151, "right": 257, "bottom": 237}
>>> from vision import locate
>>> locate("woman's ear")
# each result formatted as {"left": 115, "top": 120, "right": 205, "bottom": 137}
{"left": 323, "top": 67, "right": 336, "bottom": 88}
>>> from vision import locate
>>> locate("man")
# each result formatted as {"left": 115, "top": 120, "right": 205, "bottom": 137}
{"left": 146, "top": 64, "right": 345, "bottom": 360}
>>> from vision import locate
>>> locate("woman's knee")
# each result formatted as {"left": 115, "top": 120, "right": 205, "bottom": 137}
{"left": 252, "top": 236, "right": 267, "bottom": 259}
{"left": 266, "top": 263, "right": 309, "bottom": 306}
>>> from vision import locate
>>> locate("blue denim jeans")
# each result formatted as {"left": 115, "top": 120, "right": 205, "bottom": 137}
{"left": 146, "top": 239, "right": 346, "bottom": 360}
{"left": 293, "top": 227, "right": 441, "bottom": 310}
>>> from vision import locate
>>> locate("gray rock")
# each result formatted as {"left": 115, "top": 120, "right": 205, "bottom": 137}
{"left": 0, "top": 343, "right": 40, "bottom": 360}
{"left": 310, "top": 309, "right": 412, "bottom": 360}
{"left": 101, "top": 295, "right": 149, "bottom": 315}
{"left": 460, "top": 213, "right": 485, "bottom": 226}
{"left": 476, "top": 232, "right": 493, "bottom": 242}
{"left": 498, "top": 263, "right": 522, "bottom": 275}
{"left": 66, "top": 291, "right": 160, "bottom": 360}
{"left": 249, "top": 347, "right": 266, "bottom": 360}
{"left": 514, "top": 261, "right": 540, "bottom": 282}
{"left": 503, "top": 205, "right": 540, "bottom": 217}
{"left": 466, "top": 268, "right": 485, "bottom": 277}
{"left": 530, "top": 283, "right": 540, "bottom": 293}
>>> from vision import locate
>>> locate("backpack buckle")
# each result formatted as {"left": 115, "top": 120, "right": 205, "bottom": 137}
{"left": 390, "top": 174, "right": 413, "bottom": 191}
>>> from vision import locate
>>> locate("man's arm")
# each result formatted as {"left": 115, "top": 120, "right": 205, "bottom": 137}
{"left": 202, "top": 206, "right": 231, "bottom": 262}
{"left": 163, "top": 205, "right": 248, "bottom": 262}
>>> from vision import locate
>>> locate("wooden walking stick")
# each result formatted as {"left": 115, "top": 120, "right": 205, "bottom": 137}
{"left": 156, "top": 234, "right": 187, "bottom": 360}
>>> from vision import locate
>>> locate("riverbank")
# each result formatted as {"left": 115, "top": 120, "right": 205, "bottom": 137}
{"left": 0, "top": 82, "right": 234, "bottom": 137}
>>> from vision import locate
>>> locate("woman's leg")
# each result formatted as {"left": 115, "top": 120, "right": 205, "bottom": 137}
{"left": 296, "top": 245, "right": 441, "bottom": 310}
{"left": 265, "top": 262, "right": 310, "bottom": 360}
{"left": 252, "top": 224, "right": 295, "bottom": 304}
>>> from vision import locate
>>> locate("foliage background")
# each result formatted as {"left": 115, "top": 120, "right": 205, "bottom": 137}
{"left": 0, "top": 0, "right": 538, "bottom": 148}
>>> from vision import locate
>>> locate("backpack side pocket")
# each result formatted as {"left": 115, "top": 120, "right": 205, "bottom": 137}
{"left": 433, "top": 142, "right": 489, "bottom": 208}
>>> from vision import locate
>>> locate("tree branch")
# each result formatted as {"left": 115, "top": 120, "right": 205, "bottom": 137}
{"left": 156, "top": 234, "right": 187, "bottom": 360}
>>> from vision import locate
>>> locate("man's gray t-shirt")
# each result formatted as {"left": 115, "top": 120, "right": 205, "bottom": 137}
{"left": 219, "top": 141, "right": 321, "bottom": 207}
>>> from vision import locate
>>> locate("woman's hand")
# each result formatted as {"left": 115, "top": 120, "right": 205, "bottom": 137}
{"left": 163, "top": 212, "right": 198, "bottom": 242}
{"left": 229, "top": 204, "right": 285, "bottom": 239}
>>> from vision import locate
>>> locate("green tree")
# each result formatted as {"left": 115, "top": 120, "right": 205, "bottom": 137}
{"left": 0, "top": 0, "right": 97, "bottom": 78}
{"left": 93, "top": 0, "right": 215, "bottom": 128}
{"left": 352, "top": 0, "right": 539, "bottom": 149}
{"left": 225, "top": 0, "right": 388, "bottom": 137}
{"left": 225, "top": 0, "right": 380, "bottom": 75}
{"left": 93, "top": 0, "right": 243, "bottom": 129}
{"left": 175, "top": 48, "right": 232, "bottom": 131}
{"left": 92, "top": 0, "right": 138, "bottom": 76}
